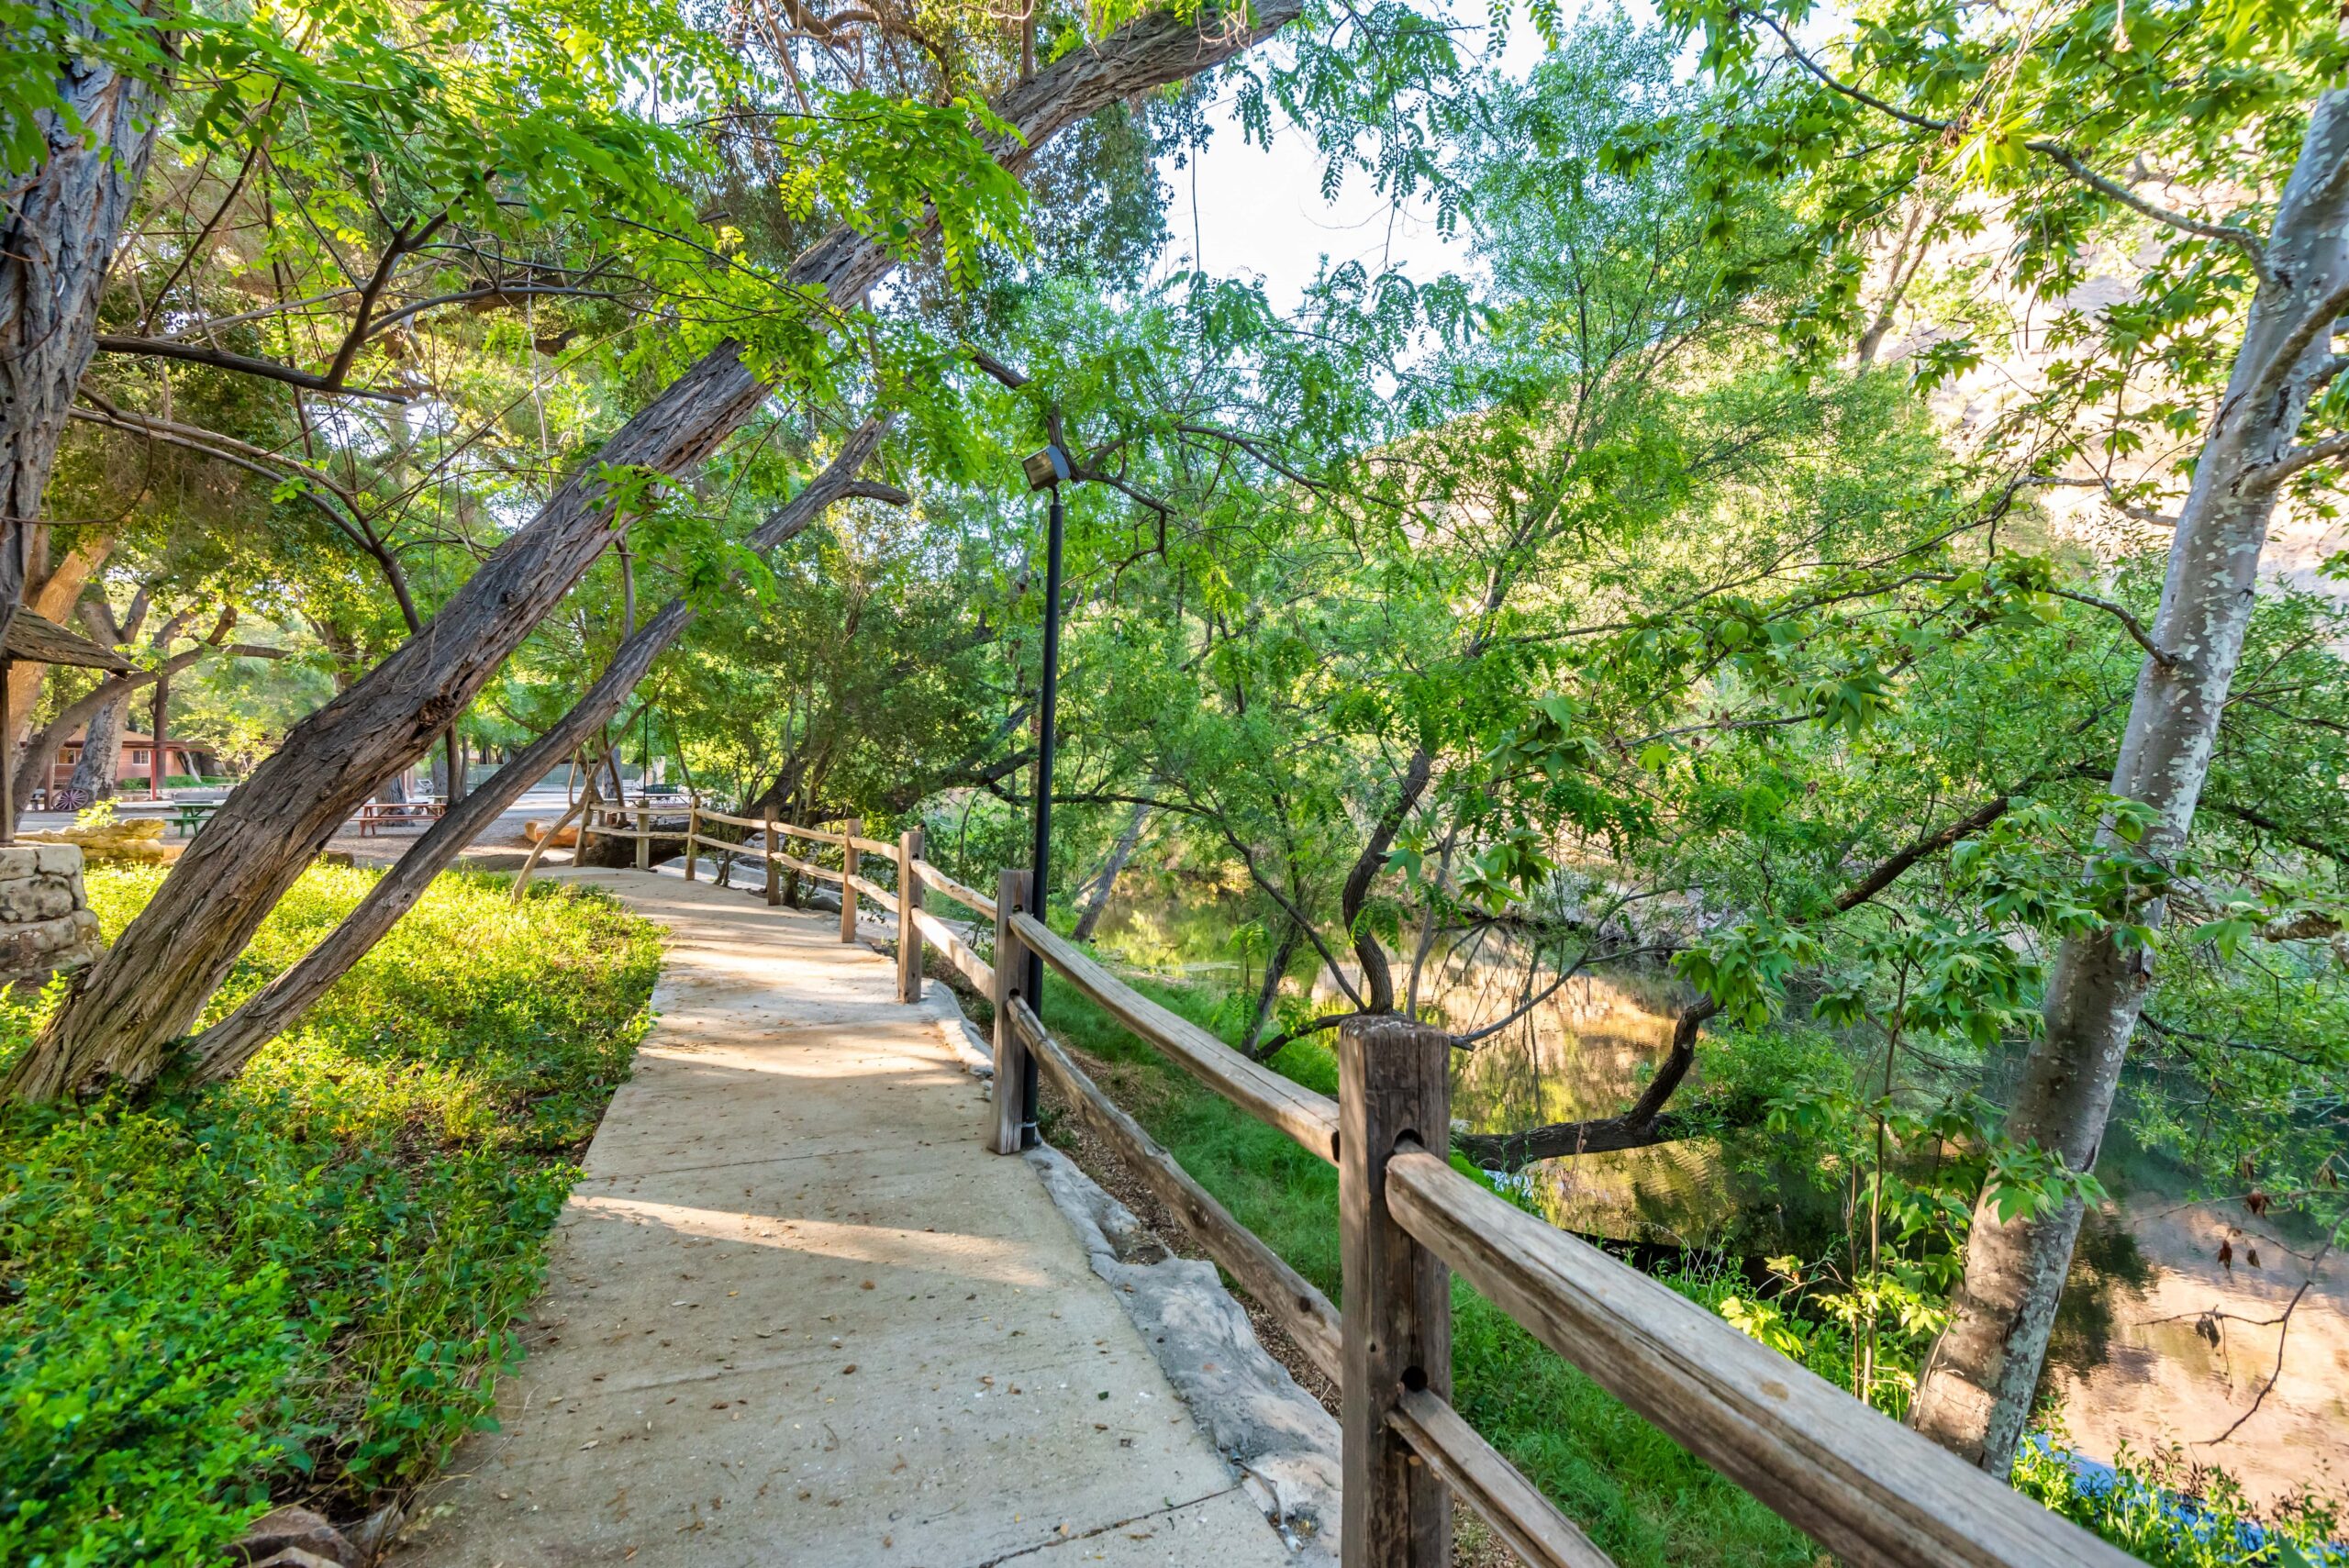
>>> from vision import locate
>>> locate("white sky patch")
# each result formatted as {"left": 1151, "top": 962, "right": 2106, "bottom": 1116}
{"left": 1147, "top": 6, "right": 1620, "bottom": 312}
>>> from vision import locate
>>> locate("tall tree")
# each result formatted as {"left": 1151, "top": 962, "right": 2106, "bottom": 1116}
{"left": 1912, "top": 92, "right": 2349, "bottom": 1473}
{"left": 1, "top": 0, "right": 167, "bottom": 642}
{"left": 1665, "top": 0, "right": 2349, "bottom": 1471}
{"left": 2, "top": 0, "right": 1316, "bottom": 1100}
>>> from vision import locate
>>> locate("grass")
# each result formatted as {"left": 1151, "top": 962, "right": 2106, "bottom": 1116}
{"left": 0, "top": 865, "right": 660, "bottom": 1567}
{"left": 1026, "top": 966, "right": 1820, "bottom": 1568}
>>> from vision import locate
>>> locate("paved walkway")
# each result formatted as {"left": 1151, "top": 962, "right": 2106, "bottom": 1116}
{"left": 393, "top": 870, "right": 1292, "bottom": 1568}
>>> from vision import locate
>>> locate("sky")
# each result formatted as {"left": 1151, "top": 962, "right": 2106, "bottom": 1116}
{"left": 1144, "top": 24, "right": 1555, "bottom": 314}
{"left": 1150, "top": 100, "right": 1470, "bottom": 313}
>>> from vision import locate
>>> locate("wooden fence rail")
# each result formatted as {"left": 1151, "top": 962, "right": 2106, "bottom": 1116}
{"left": 569, "top": 799, "right": 997, "bottom": 1011}
{"left": 985, "top": 871, "right": 2140, "bottom": 1568}
{"left": 536, "top": 821, "right": 2131, "bottom": 1568}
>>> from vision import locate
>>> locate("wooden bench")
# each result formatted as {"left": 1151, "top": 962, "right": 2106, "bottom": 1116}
{"left": 352, "top": 801, "right": 443, "bottom": 837}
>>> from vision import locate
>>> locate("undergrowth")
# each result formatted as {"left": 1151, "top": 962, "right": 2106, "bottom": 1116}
{"left": 2013, "top": 1439, "right": 2344, "bottom": 1567}
{"left": 0, "top": 865, "right": 660, "bottom": 1567}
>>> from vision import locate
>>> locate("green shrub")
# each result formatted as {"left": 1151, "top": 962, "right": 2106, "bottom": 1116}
{"left": 0, "top": 867, "right": 659, "bottom": 1565}
{"left": 1, "top": 1262, "right": 295, "bottom": 1565}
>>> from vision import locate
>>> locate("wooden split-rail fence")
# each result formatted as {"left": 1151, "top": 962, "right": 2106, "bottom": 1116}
{"left": 578, "top": 802, "right": 996, "bottom": 1006}
{"left": 581, "top": 808, "right": 2138, "bottom": 1568}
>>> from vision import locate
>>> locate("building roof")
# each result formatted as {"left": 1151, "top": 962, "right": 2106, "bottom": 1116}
{"left": 61, "top": 730, "right": 211, "bottom": 751}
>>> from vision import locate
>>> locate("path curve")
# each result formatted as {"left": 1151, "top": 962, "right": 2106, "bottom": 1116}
{"left": 392, "top": 869, "right": 1295, "bottom": 1567}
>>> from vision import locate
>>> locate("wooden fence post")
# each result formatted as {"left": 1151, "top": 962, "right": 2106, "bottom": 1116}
{"left": 840, "top": 817, "right": 861, "bottom": 941}
{"left": 763, "top": 805, "right": 781, "bottom": 906}
{"left": 1339, "top": 1014, "right": 1453, "bottom": 1568}
{"left": 991, "top": 868, "right": 1030, "bottom": 1154}
{"left": 684, "top": 801, "right": 698, "bottom": 881}
{"left": 896, "top": 825, "right": 924, "bottom": 1003}
{"left": 634, "top": 805, "right": 650, "bottom": 871}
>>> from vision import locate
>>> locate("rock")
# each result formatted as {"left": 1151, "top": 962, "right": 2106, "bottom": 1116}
{"left": 0, "top": 877, "right": 74, "bottom": 922}
{"left": 0, "top": 911, "right": 100, "bottom": 982}
{"left": 1026, "top": 1145, "right": 1342, "bottom": 1560}
{"left": 30, "top": 842, "right": 82, "bottom": 876}
{"left": 930, "top": 1000, "right": 996, "bottom": 1078}
{"left": 230, "top": 1506, "right": 361, "bottom": 1567}
{"left": 21, "top": 822, "right": 178, "bottom": 864}
{"left": 351, "top": 1501, "right": 406, "bottom": 1562}
{"left": 0, "top": 844, "right": 100, "bottom": 989}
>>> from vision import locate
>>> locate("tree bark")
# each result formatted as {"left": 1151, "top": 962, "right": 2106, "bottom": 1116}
{"left": 176, "top": 422, "right": 889, "bottom": 1080}
{"left": 149, "top": 672, "right": 166, "bottom": 795}
{"left": 54, "top": 683, "right": 128, "bottom": 806}
{"left": 1070, "top": 800, "right": 1147, "bottom": 941}
{"left": 1243, "top": 918, "right": 1304, "bottom": 1060}
{"left": 3, "top": 0, "right": 1308, "bottom": 1101}
{"left": 1340, "top": 747, "right": 1433, "bottom": 1014}
{"left": 1909, "top": 90, "right": 2349, "bottom": 1476}
{"left": 1, "top": 3, "right": 166, "bottom": 646}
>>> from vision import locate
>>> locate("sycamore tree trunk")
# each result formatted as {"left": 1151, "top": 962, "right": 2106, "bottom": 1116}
{"left": 1909, "top": 88, "right": 2349, "bottom": 1474}
{"left": 0, "top": 2, "right": 165, "bottom": 641}
{"left": 2, "top": 0, "right": 1308, "bottom": 1101}
{"left": 178, "top": 418, "right": 891, "bottom": 1080}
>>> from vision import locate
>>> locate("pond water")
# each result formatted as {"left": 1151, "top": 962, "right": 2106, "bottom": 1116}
{"left": 1089, "top": 886, "right": 1775, "bottom": 1247}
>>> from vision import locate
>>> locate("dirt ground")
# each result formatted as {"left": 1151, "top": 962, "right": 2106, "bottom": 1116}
{"left": 321, "top": 805, "right": 553, "bottom": 871}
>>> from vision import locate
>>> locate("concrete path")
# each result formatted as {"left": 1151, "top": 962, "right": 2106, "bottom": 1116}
{"left": 393, "top": 870, "right": 1294, "bottom": 1568}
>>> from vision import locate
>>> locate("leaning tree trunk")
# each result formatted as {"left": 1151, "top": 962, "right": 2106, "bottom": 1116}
{"left": 1070, "top": 801, "right": 1148, "bottom": 941}
{"left": 2, "top": 0, "right": 1308, "bottom": 1102}
{"left": 0, "top": 2, "right": 166, "bottom": 644}
{"left": 56, "top": 682, "right": 129, "bottom": 806}
{"left": 179, "top": 423, "right": 889, "bottom": 1080}
{"left": 1909, "top": 88, "right": 2349, "bottom": 1475}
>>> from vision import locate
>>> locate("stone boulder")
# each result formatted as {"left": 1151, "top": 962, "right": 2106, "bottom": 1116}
{"left": 0, "top": 842, "right": 103, "bottom": 988}
{"left": 20, "top": 816, "right": 184, "bottom": 864}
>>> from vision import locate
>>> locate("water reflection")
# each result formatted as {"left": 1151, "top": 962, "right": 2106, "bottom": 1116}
{"left": 1092, "top": 893, "right": 1763, "bottom": 1247}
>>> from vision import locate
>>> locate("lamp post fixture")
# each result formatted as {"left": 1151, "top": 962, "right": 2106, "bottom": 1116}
{"left": 1019, "top": 442, "right": 1073, "bottom": 1149}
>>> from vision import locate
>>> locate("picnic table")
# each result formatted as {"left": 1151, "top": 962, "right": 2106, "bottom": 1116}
{"left": 170, "top": 800, "right": 220, "bottom": 838}
{"left": 352, "top": 801, "right": 444, "bottom": 837}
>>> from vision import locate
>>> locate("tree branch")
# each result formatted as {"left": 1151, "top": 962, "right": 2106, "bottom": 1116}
{"left": 92, "top": 336, "right": 410, "bottom": 401}
{"left": 2043, "top": 586, "right": 2174, "bottom": 666}
{"left": 2244, "top": 428, "right": 2349, "bottom": 493}
{"left": 1739, "top": 8, "right": 2267, "bottom": 266}
{"left": 1454, "top": 788, "right": 2021, "bottom": 1171}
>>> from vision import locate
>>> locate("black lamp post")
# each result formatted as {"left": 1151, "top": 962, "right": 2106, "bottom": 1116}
{"left": 1018, "top": 442, "right": 1072, "bottom": 1149}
